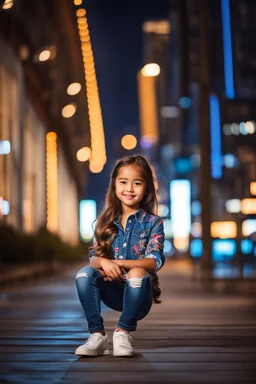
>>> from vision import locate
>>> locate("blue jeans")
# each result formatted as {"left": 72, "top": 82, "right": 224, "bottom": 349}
{"left": 76, "top": 266, "right": 153, "bottom": 332}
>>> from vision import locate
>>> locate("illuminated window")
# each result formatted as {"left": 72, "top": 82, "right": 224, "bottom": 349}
{"left": 241, "top": 199, "right": 256, "bottom": 214}
{"left": 211, "top": 221, "right": 237, "bottom": 238}
{"left": 170, "top": 180, "right": 191, "bottom": 251}
{"left": 79, "top": 200, "right": 97, "bottom": 241}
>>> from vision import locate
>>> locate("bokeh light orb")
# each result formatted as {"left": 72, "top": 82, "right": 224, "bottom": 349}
{"left": 76, "top": 147, "right": 91, "bottom": 162}
{"left": 62, "top": 103, "right": 76, "bottom": 118}
{"left": 76, "top": 8, "right": 86, "bottom": 17}
{"left": 121, "top": 134, "right": 137, "bottom": 150}
{"left": 39, "top": 50, "right": 51, "bottom": 62}
{"left": 67, "top": 82, "right": 81, "bottom": 95}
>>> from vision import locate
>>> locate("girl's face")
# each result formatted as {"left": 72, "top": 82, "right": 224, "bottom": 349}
{"left": 115, "top": 165, "right": 146, "bottom": 213}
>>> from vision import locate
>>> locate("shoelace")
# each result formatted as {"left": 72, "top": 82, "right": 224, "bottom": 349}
{"left": 86, "top": 333, "right": 103, "bottom": 346}
{"left": 115, "top": 332, "right": 133, "bottom": 347}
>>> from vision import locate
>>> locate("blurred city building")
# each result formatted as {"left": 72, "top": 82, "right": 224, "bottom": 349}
{"left": 184, "top": 0, "right": 256, "bottom": 272}
{"left": 0, "top": 0, "right": 99, "bottom": 245}
{"left": 137, "top": 0, "right": 256, "bottom": 275}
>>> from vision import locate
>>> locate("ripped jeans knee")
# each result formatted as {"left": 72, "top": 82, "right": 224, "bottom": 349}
{"left": 76, "top": 266, "right": 101, "bottom": 280}
{"left": 127, "top": 277, "right": 143, "bottom": 288}
{"left": 126, "top": 273, "right": 150, "bottom": 288}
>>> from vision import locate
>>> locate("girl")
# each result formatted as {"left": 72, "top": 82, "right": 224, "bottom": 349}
{"left": 75, "top": 155, "right": 165, "bottom": 357}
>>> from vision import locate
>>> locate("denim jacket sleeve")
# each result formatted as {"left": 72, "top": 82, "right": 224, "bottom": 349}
{"left": 144, "top": 217, "right": 165, "bottom": 271}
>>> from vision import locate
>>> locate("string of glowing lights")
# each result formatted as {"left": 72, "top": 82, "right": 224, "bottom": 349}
{"left": 46, "top": 132, "right": 58, "bottom": 232}
{"left": 74, "top": 1, "right": 106, "bottom": 173}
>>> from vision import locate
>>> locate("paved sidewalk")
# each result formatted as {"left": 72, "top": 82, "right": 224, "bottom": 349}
{"left": 0, "top": 261, "right": 256, "bottom": 383}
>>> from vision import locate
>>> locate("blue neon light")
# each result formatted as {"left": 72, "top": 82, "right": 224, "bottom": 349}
{"left": 190, "top": 239, "right": 202, "bottom": 258}
{"left": 221, "top": 0, "right": 235, "bottom": 99}
{"left": 210, "top": 95, "right": 222, "bottom": 179}
{"left": 190, "top": 239, "right": 237, "bottom": 261}
{"left": 212, "top": 239, "right": 236, "bottom": 262}
{"left": 241, "top": 239, "right": 253, "bottom": 255}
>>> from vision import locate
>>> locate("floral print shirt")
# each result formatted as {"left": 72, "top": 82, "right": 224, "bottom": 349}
{"left": 89, "top": 208, "right": 165, "bottom": 272}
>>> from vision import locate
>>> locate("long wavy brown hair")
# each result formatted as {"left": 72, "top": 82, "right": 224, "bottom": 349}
{"left": 90, "top": 155, "right": 162, "bottom": 303}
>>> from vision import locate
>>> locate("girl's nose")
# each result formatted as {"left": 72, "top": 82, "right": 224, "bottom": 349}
{"left": 126, "top": 185, "right": 134, "bottom": 192}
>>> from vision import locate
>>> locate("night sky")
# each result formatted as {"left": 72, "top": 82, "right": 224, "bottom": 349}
{"left": 83, "top": 0, "right": 171, "bottom": 208}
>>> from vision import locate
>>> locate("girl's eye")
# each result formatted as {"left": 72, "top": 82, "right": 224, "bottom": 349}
{"left": 135, "top": 182, "right": 141, "bottom": 186}
{"left": 120, "top": 181, "right": 126, "bottom": 184}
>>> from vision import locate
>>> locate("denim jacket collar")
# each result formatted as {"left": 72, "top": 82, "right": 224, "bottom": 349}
{"left": 113, "top": 208, "right": 147, "bottom": 226}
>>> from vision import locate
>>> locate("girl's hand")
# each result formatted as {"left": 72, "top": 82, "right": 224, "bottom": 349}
{"left": 97, "top": 269, "right": 114, "bottom": 282}
{"left": 100, "top": 259, "right": 126, "bottom": 280}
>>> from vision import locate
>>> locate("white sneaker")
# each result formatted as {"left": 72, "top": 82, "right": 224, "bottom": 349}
{"left": 75, "top": 333, "right": 110, "bottom": 356}
{"left": 113, "top": 329, "right": 135, "bottom": 357}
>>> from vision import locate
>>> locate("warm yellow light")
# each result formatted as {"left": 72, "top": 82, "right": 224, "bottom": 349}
{"left": 86, "top": 75, "right": 96, "bottom": 81}
{"left": 75, "top": 4, "right": 107, "bottom": 171}
{"left": 210, "top": 221, "right": 237, "bottom": 238}
{"left": 67, "top": 82, "right": 81, "bottom": 95}
{"left": 246, "top": 121, "right": 255, "bottom": 134}
{"left": 90, "top": 157, "right": 105, "bottom": 167}
{"left": 62, "top": 104, "right": 76, "bottom": 118}
{"left": 143, "top": 20, "right": 171, "bottom": 35}
{"left": 81, "top": 42, "right": 91, "bottom": 49}
{"left": 76, "top": 147, "right": 91, "bottom": 162}
{"left": 46, "top": 132, "right": 58, "bottom": 233}
{"left": 39, "top": 50, "right": 51, "bottom": 62}
{"left": 74, "top": 0, "right": 82, "bottom": 5}
{"left": 79, "top": 29, "right": 89, "bottom": 36}
{"left": 250, "top": 182, "right": 256, "bottom": 195}
{"left": 89, "top": 162, "right": 104, "bottom": 173}
{"left": 78, "top": 23, "right": 88, "bottom": 30}
{"left": 137, "top": 72, "right": 159, "bottom": 143}
{"left": 141, "top": 63, "right": 160, "bottom": 77}
{"left": 76, "top": 8, "right": 86, "bottom": 17}
{"left": 46, "top": 132, "right": 57, "bottom": 141}
{"left": 2, "top": 0, "right": 13, "bottom": 9}
{"left": 80, "top": 35, "right": 90, "bottom": 42}
{"left": 241, "top": 198, "right": 256, "bottom": 214}
{"left": 173, "top": 236, "right": 189, "bottom": 251}
{"left": 82, "top": 50, "right": 93, "bottom": 57}
{"left": 121, "top": 135, "right": 137, "bottom": 150}
{"left": 84, "top": 62, "right": 95, "bottom": 70}
{"left": 78, "top": 29, "right": 90, "bottom": 38}
{"left": 78, "top": 18, "right": 86, "bottom": 24}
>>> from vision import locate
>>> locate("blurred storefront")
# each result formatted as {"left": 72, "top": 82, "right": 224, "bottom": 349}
{"left": 0, "top": 0, "right": 94, "bottom": 246}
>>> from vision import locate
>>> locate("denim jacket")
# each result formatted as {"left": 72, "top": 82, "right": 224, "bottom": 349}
{"left": 89, "top": 208, "right": 165, "bottom": 272}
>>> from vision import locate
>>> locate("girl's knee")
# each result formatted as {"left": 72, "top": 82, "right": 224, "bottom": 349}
{"left": 127, "top": 267, "right": 148, "bottom": 279}
{"left": 76, "top": 266, "right": 98, "bottom": 280}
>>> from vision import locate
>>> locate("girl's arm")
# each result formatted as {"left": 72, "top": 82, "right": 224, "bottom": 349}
{"left": 112, "top": 258, "right": 156, "bottom": 273}
{"left": 92, "top": 257, "right": 126, "bottom": 280}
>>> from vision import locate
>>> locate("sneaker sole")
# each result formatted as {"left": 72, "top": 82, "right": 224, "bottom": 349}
{"left": 75, "top": 349, "right": 110, "bottom": 357}
{"left": 113, "top": 351, "right": 135, "bottom": 357}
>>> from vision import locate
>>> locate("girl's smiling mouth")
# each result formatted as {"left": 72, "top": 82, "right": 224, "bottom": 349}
{"left": 123, "top": 194, "right": 136, "bottom": 199}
